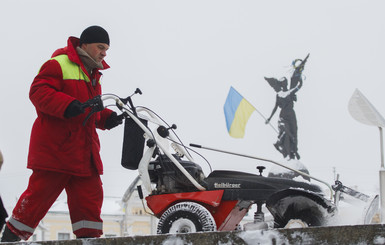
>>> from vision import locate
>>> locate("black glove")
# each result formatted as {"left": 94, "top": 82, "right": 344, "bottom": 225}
{"left": 105, "top": 112, "right": 123, "bottom": 129}
{"left": 64, "top": 100, "right": 85, "bottom": 118}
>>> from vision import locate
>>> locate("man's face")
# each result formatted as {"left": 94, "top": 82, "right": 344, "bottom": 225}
{"left": 81, "top": 43, "right": 109, "bottom": 63}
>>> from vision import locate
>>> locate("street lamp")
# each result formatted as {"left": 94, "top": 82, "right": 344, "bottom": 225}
{"left": 348, "top": 88, "right": 385, "bottom": 222}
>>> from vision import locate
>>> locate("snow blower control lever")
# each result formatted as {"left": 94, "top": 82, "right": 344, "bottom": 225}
{"left": 119, "top": 88, "right": 142, "bottom": 116}
{"left": 157, "top": 124, "right": 177, "bottom": 138}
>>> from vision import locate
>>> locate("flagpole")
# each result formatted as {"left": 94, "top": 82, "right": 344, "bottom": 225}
{"left": 250, "top": 102, "right": 278, "bottom": 134}
{"left": 234, "top": 87, "right": 278, "bottom": 134}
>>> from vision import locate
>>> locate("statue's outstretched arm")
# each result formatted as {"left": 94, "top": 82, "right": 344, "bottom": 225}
{"left": 266, "top": 98, "right": 278, "bottom": 124}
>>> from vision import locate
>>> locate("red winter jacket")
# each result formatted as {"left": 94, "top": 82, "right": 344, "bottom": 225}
{"left": 27, "top": 36, "right": 113, "bottom": 176}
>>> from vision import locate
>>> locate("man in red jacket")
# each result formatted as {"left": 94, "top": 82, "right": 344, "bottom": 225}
{"left": 1, "top": 26, "right": 122, "bottom": 242}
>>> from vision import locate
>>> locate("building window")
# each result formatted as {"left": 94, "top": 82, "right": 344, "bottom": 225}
{"left": 58, "top": 233, "right": 70, "bottom": 240}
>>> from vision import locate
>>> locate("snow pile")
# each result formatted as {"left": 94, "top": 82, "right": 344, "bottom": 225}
{"left": 267, "top": 159, "right": 310, "bottom": 182}
{"left": 238, "top": 230, "right": 288, "bottom": 244}
{"left": 289, "top": 231, "right": 313, "bottom": 243}
{"left": 162, "top": 235, "right": 191, "bottom": 245}
{"left": 374, "top": 236, "right": 385, "bottom": 244}
{"left": 327, "top": 194, "right": 378, "bottom": 226}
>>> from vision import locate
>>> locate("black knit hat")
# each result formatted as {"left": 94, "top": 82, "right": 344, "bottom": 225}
{"left": 80, "top": 26, "right": 110, "bottom": 45}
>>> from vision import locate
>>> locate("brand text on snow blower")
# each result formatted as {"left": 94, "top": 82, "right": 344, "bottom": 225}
{"left": 214, "top": 182, "right": 241, "bottom": 188}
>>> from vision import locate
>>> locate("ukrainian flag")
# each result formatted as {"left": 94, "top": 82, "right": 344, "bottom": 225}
{"left": 224, "top": 87, "right": 255, "bottom": 138}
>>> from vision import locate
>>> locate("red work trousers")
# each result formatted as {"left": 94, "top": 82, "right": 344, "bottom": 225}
{"left": 7, "top": 169, "right": 103, "bottom": 240}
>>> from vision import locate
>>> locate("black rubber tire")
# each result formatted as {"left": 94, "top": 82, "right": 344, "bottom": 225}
{"left": 157, "top": 202, "right": 216, "bottom": 234}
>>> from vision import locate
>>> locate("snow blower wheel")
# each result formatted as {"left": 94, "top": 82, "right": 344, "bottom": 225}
{"left": 157, "top": 202, "right": 216, "bottom": 234}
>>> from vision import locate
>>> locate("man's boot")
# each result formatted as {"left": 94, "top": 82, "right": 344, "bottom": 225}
{"left": 1, "top": 225, "right": 21, "bottom": 242}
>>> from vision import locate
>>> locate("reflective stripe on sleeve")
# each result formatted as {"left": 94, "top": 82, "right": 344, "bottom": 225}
{"left": 72, "top": 220, "right": 103, "bottom": 232}
{"left": 8, "top": 217, "right": 35, "bottom": 233}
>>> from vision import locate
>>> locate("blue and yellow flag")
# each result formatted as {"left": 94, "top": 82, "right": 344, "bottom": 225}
{"left": 224, "top": 87, "right": 255, "bottom": 138}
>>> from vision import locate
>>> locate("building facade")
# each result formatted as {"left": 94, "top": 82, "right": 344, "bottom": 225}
{"left": 27, "top": 191, "right": 157, "bottom": 241}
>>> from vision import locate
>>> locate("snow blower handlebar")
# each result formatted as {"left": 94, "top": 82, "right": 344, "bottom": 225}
{"left": 81, "top": 95, "right": 104, "bottom": 126}
{"left": 82, "top": 90, "right": 206, "bottom": 192}
{"left": 81, "top": 90, "right": 140, "bottom": 126}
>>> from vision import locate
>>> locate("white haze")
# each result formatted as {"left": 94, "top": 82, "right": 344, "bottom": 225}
{"left": 0, "top": 0, "right": 385, "bottom": 227}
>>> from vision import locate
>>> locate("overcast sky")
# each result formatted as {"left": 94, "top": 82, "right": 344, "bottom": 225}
{"left": 1, "top": 0, "right": 385, "bottom": 211}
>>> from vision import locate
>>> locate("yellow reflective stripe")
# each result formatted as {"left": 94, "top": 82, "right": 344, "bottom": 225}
{"left": 72, "top": 220, "right": 103, "bottom": 231}
{"left": 51, "top": 54, "right": 90, "bottom": 82}
{"left": 9, "top": 217, "right": 35, "bottom": 233}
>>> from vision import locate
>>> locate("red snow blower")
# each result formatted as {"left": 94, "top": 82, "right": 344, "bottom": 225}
{"left": 83, "top": 89, "right": 379, "bottom": 234}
